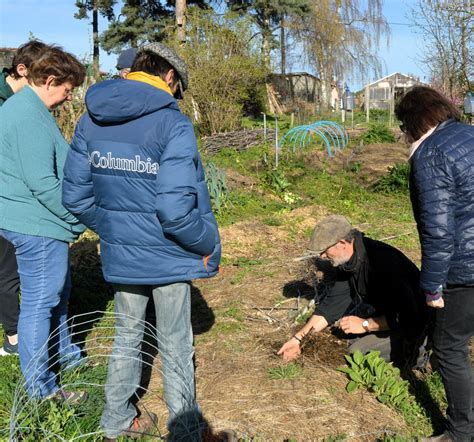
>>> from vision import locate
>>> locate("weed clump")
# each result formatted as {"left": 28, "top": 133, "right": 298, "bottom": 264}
{"left": 268, "top": 362, "right": 303, "bottom": 380}
{"left": 339, "top": 350, "right": 432, "bottom": 435}
{"left": 373, "top": 163, "right": 410, "bottom": 194}
{"left": 360, "top": 123, "right": 396, "bottom": 144}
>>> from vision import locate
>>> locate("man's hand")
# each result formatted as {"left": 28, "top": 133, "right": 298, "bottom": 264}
{"left": 427, "top": 297, "right": 445, "bottom": 309}
{"left": 277, "top": 338, "right": 301, "bottom": 362}
{"left": 339, "top": 316, "right": 367, "bottom": 335}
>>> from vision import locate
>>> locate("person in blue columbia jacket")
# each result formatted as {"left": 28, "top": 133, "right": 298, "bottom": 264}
{"left": 62, "top": 43, "right": 221, "bottom": 441}
{"left": 396, "top": 86, "right": 474, "bottom": 442}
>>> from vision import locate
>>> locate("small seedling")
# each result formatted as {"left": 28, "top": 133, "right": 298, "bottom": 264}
{"left": 268, "top": 362, "right": 303, "bottom": 380}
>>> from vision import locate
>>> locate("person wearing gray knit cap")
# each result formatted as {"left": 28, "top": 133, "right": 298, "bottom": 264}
{"left": 278, "top": 215, "right": 428, "bottom": 369}
{"left": 64, "top": 42, "right": 223, "bottom": 440}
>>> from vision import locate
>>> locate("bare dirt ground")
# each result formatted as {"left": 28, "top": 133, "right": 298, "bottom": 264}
{"left": 302, "top": 140, "right": 410, "bottom": 184}
{"left": 191, "top": 214, "right": 409, "bottom": 440}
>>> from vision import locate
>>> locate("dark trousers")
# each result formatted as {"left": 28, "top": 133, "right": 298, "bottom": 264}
{"left": 432, "top": 286, "right": 474, "bottom": 441}
{"left": 0, "top": 237, "right": 20, "bottom": 336}
{"left": 348, "top": 330, "right": 428, "bottom": 369}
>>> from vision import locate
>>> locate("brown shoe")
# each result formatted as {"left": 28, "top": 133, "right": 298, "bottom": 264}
{"left": 421, "top": 433, "right": 453, "bottom": 442}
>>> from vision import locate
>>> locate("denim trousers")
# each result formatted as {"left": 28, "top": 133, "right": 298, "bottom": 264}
{"left": 432, "top": 286, "right": 474, "bottom": 441}
{"left": 0, "top": 229, "right": 82, "bottom": 397}
{"left": 101, "top": 282, "right": 200, "bottom": 439}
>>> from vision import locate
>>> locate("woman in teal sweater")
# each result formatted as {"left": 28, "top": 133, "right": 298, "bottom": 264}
{"left": 0, "top": 46, "right": 86, "bottom": 401}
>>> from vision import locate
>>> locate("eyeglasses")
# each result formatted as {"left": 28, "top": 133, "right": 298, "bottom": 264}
{"left": 63, "top": 86, "right": 73, "bottom": 98}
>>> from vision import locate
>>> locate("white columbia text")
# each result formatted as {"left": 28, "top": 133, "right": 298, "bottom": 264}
{"left": 89, "top": 151, "right": 159, "bottom": 175}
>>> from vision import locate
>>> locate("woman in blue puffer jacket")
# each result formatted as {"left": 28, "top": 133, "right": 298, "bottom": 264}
{"left": 396, "top": 86, "right": 474, "bottom": 442}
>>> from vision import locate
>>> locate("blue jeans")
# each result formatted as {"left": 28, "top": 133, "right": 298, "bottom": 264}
{"left": 0, "top": 230, "right": 82, "bottom": 397}
{"left": 101, "top": 282, "right": 200, "bottom": 439}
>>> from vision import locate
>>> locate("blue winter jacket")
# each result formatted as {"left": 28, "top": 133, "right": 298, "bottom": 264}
{"left": 62, "top": 79, "right": 221, "bottom": 285}
{"left": 410, "top": 119, "right": 474, "bottom": 292}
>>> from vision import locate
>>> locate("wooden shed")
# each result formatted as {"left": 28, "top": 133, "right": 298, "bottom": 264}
{"left": 269, "top": 72, "right": 321, "bottom": 113}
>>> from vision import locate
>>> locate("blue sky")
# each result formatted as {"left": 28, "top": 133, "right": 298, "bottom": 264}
{"left": 0, "top": 0, "right": 427, "bottom": 90}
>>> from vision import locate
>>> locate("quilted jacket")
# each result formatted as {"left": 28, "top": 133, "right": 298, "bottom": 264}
{"left": 410, "top": 118, "right": 474, "bottom": 292}
{"left": 62, "top": 79, "right": 221, "bottom": 285}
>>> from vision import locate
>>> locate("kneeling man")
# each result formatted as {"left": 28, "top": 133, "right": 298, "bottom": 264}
{"left": 278, "top": 215, "right": 428, "bottom": 368}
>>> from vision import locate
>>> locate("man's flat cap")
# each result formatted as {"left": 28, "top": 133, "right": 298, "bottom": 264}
{"left": 295, "top": 215, "right": 353, "bottom": 261}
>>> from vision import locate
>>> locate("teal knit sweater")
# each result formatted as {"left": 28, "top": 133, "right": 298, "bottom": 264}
{"left": 0, "top": 86, "right": 85, "bottom": 242}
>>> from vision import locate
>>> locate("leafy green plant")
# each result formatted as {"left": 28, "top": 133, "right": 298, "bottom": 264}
{"left": 0, "top": 357, "right": 108, "bottom": 441}
{"left": 339, "top": 351, "right": 409, "bottom": 404}
{"left": 373, "top": 163, "right": 410, "bottom": 194}
{"left": 268, "top": 362, "right": 303, "bottom": 380}
{"left": 204, "top": 161, "right": 229, "bottom": 213}
{"left": 338, "top": 351, "right": 431, "bottom": 434}
{"left": 261, "top": 168, "right": 291, "bottom": 194}
{"left": 175, "top": 8, "right": 268, "bottom": 135}
{"left": 360, "top": 123, "right": 396, "bottom": 144}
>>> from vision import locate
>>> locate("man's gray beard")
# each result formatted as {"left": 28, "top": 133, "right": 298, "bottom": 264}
{"left": 330, "top": 256, "right": 350, "bottom": 268}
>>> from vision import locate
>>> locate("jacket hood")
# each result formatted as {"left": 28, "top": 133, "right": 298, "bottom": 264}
{"left": 85, "top": 79, "right": 179, "bottom": 124}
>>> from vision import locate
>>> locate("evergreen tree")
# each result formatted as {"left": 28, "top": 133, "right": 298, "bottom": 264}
{"left": 101, "top": 0, "right": 209, "bottom": 53}
{"left": 74, "top": 0, "right": 116, "bottom": 78}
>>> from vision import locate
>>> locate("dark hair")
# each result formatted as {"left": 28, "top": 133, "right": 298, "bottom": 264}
{"left": 131, "top": 50, "right": 177, "bottom": 85}
{"left": 10, "top": 40, "right": 49, "bottom": 79}
{"left": 28, "top": 47, "right": 86, "bottom": 87}
{"left": 395, "top": 86, "right": 461, "bottom": 142}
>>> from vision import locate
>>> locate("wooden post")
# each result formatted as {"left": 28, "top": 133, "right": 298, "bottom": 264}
{"left": 290, "top": 112, "right": 294, "bottom": 128}
{"left": 176, "top": 0, "right": 187, "bottom": 45}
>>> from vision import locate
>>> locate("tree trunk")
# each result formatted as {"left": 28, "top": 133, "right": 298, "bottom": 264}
{"left": 319, "top": 68, "right": 331, "bottom": 110}
{"left": 280, "top": 15, "right": 286, "bottom": 74}
{"left": 92, "top": 0, "right": 100, "bottom": 80}
{"left": 176, "top": 0, "right": 187, "bottom": 45}
{"left": 261, "top": 9, "right": 271, "bottom": 69}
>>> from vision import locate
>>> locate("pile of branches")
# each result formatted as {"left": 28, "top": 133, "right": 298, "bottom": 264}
{"left": 201, "top": 128, "right": 276, "bottom": 155}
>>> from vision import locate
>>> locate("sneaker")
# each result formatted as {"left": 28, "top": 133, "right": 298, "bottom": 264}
{"left": 103, "top": 412, "right": 158, "bottom": 441}
{"left": 0, "top": 334, "right": 18, "bottom": 356}
{"left": 46, "top": 388, "right": 88, "bottom": 406}
{"left": 123, "top": 412, "right": 158, "bottom": 439}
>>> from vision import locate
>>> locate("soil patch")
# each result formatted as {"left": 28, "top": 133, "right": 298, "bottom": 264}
{"left": 302, "top": 141, "right": 409, "bottom": 185}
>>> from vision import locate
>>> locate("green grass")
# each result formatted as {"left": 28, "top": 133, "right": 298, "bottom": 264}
{"left": 0, "top": 358, "right": 108, "bottom": 441}
{"left": 267, "top": 362, "right": 303, "bottom": 380}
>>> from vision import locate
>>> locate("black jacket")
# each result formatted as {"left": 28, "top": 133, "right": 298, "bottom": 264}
{"left": 314, "top": 232, "right": 427, "bottom": 338}
{"left": 410, "top": 119, "right": 474, "bottom": 292}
